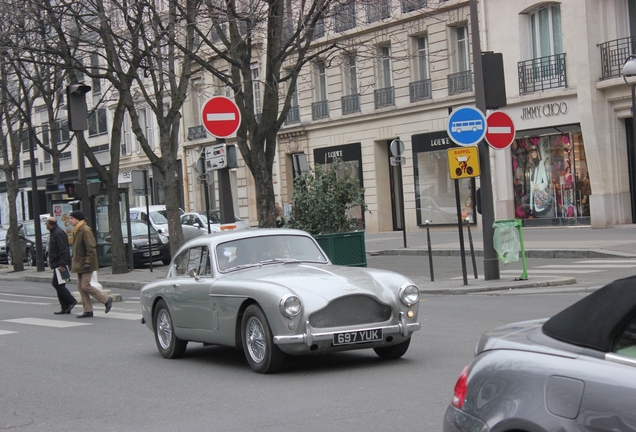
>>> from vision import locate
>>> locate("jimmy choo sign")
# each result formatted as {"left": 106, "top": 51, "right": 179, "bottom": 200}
{"left": 520, "top": 102, "right": 568, "bottom": 120}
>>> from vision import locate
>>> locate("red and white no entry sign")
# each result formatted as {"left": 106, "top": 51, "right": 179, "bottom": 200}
{"left": 201, "top": 96, "right": 241, "bottom": 138}
{"left": 485, "top": 111, "right": 516, "bottom": 150}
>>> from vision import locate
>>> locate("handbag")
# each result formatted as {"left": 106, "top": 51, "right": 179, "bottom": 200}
{"left": 534, "top": 189, "right": 551, "bottom": 213}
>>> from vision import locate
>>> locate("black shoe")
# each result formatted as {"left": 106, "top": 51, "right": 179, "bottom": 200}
{"left": 76, "top": 312, "right": 93, "bottom": 319}
{"left": 105, "top": 297, "right": 113, "bottom": 314}
{"left": 64, "top": 299, "right": 78, "bottom": 314}
{"left": 53, "top": 310, "right": 66, "bottom": 315}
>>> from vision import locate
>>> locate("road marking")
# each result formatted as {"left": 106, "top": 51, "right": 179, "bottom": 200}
{"left": 500, "top": 269, "right": 601, "bottom": 274}
{"left": 99, "top": 312, "right": 140, "bottom": 321}
{"left": 0, "top": 293, "right": 56, "bottom": 300}
{"left": 537, "top": 264, "right": 636, "bottom": 269}
{"left": 0, "top": 330, "right": 18, "bottom": 335}
{"left": 3, "top": 318, "right": 91, "bottom": 328}
{"left": 0, "top": 299, "right": 53, "bottom": 305}
{"left": 572, "top": 260, "right": 636, "bottom": 264}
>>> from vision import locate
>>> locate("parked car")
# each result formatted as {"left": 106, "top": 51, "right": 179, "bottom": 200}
{"left": 181, "top": 210, "right": 249, "bottom": 242}
{"left": 140, "top": 228, "right": 421, "bottom": 374}
{"left": 0, "top": 228, "right": 7, "bottom": 263}
{"left": 443, "top": 275, "right": 636, "bottom": 432}
{"left": 5, "top": 221, "right": 49, "bottom": 266}
{"left": 124, "top": 221, "right": 171, "bottom": 267}
{"left": 129, "top": 205, "right": 183, "bottom": 243}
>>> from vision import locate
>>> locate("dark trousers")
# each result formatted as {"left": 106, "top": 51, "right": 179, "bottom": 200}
{"left": 51, "top": 272, "right": 76, "bottom": 309}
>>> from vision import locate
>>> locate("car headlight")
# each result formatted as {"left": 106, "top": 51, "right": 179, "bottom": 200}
{"left": 279, "top": 294, "right": 302, "bottom": 318}
{"left": 399, "top": 283, "right": 420, "bottom": 307}
{"left": 159, "top": 234, "right": 169, "bottom": 244}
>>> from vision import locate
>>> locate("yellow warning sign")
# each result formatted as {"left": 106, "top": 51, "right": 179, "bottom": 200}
{"left": 448, "top": 146, "right": 480, "bottom": 179}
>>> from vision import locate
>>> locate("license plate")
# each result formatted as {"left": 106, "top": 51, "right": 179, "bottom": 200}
{"left": 143, "top": 251, "right": 161, "bottom": 257}
{"left": 333, "top": 329, "right": 383, "bottom": 346}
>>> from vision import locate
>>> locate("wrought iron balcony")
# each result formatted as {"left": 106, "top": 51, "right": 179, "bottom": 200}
{"left": 341, "top": 94, "right": 360, "bottom": 115}
{"left": 518, "top": 53, "right": 567, "bottom": 94}
{"left": 409, "top": 79, "right": 432, "bottom": 102}
{"left": 367, "top": 0, "right": 390, "bottom": 23}
{"left": 284, "top": 105, "right": 300, "bottom": 125}
{"left": 599, "top": 36, "right": 636, "bottom": 80}
{"left": 401, "top": 0, "right": 427, "bottom": 14}
{"left": 312, "top": 100, "right": 329, "bottom": 120}
{"left": 187, "top": 125, "right": 207, "bottom": 141}
{"left": 374, "top": 87, "right": 394, "bottom": 109}
{"left": 447, "top": 70, "right": 472, "bottom": 95}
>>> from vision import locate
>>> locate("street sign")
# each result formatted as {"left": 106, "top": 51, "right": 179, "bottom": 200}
{"left": 205, "top": 143, "right": 228, "bottom": 170}
{"left": 485, "top": 111, "right": 516, "bottom": 149}
{"left": 448, "top": 146, "right": 480, "bottom": 179}
{"left": 201, "top": 96, "right": 241, "bottom": 138}
{"left": 447, "top": 106, "right": 487, "bottom": 147}
{"left": 390, "top": 139, "right": 405, "bottom": 157}
{"left": 390, "top": 156, "right": 406, "bottom": 166}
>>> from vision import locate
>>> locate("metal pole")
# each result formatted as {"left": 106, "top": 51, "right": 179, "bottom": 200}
{"left": 454, "top": 179, "right": 468, "bottom": 285}
{"left": 425, "top": 220, "right": 434, "bottom": 282}
{"left": 398, "top": 163, "right": 407, "bottom": 248}
{"left": 28, "top": 127, "right": 45, "bottom": 272}
{"left": 144, "top": 171, "right": 152, "bottom": 272}
{"left": 470, "top": 0, "right": 499, "bottom": 280}
{"left": 203, "top": 172, "right": 211, "bottom": 234}
{"left": 465, "top": 218, "right": 478, "bottom": 279}
{"left": 631, "top": 84, "right": 636, "bottom": 222}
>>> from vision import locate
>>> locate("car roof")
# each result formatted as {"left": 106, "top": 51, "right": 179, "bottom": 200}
{"left": 542, "top": 275, "right": 636, "bottom": 352}
{"left": 174, "top": 228, "right": 311, "bottom": 252}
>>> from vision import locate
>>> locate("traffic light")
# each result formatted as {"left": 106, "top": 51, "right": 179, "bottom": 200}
{"left": 64, "top": 182, "right": 80, "bottom": 198}
{"left": 66, "top": 83, "right": 91, "bottom": 131}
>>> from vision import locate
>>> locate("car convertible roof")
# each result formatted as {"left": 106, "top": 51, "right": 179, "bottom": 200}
{"left": 542, "top": 275, "right": 636, "bottom": 352}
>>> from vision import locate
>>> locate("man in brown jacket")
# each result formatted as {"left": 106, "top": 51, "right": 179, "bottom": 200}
{"left": 69, "top": 210, "right": 112, "bottom": 318}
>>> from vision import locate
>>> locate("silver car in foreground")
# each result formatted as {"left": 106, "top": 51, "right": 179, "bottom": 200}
{"left": 444, "top": 275, "right": 636, "bottom": 432}
{"left": 140, "top": 229, "right": 421, "bottom": 373}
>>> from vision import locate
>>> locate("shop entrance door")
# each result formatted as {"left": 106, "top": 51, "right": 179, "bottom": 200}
{"left": 388, "top": 142, "right": 404, "bottom": 231}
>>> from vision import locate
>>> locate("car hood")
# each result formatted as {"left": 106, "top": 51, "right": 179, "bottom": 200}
{"left": 475, "top": 319, "right": 578, "bottom": 359}
{"left": 217, "top": 263, "right": 412, "bottom": 307}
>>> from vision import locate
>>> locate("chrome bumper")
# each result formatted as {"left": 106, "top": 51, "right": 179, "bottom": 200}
{"left": 274, "top": 312, "right": 421, "bottom": 346}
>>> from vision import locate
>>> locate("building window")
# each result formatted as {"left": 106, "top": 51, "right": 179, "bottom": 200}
{"left": 52, "top": 120, "right": 70, "bottom": 146}
{"left": 42, "top": 123, "right": 51, "bottom": 162}
{"left": 134, "top": 108, "right": 154, "bottom": 152}
{"left": 121, "top": 112, "right": 132, "bottom": 156}
{"left": 375, "top": 45, "right": 394, "bottom": 108}
{"left": 454, "top": 25, "right": 470, "bottom": 73}
{"left": 410, "top": 36, "right": 432, "bottom": 102}
{"left": 530, "top": 4, "right": 563, "bottom": 59}
{"left": 334, "top": 2, "right": 356, "bottom": 32}
{"left": 312, "top": 60, "right": 329, "bottom": 120}
{"left": 402, "top": 0, "right": 427, "bottom": 14}
{"left": 367, "top": 0, "right": 390, "bottom": 23}
{"left": 91, "top": 53, "right": 101, "bottom": 95}
{"left": 284, "top": 71, "right": 300, "bottom": 125}
{"left": 342, "top": 53, "right": 360, "bottom": 114}
{"left": 292, "top": 153, "right": 308, "bottom": 178}
{"left": 88, "top": 108, "right": 108, "bottom": 137}
{"left": 190, "top": 78, "right": 204, "bottom": 127}
{"left": 251, "top": 63, "right": 262, "bottom": 118}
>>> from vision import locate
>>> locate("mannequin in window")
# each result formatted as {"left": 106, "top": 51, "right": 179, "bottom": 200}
{"left": 527, "top": 144, "right": 549, "bottom": 216}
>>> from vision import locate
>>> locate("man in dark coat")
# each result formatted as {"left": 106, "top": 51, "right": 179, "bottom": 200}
{"left": 46, "top": 217, "right": 77, "bottom": 315}
{"left": 69, "top": 210, "right": 112, "bottom": 318}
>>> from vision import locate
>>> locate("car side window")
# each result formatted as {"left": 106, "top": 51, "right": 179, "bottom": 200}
{"left": 613, "top": 313, "right": 636, "bottom": 358}
{"left": 173, "top": 250, "right": 189, "bottom": 276}
{"left": 187, "top": 246, "right": 211, "bottom": 276}
{"left": 182, "top": 215, "right": 194, "bottom": 226}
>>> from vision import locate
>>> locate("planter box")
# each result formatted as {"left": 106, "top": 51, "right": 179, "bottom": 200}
{"left": 314, "top": 231, "right": 367, "bottom": 267}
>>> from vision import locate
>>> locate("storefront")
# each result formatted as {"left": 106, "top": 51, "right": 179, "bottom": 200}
{"left": 412, "top": 131, "right": 474, "bottom": 226}
{"left": 507, "top": 98, "right": 590, "bottom": 226}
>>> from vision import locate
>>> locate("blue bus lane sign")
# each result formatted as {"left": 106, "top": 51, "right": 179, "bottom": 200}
{"left": 447, "top": 106, "right": 487, "bottom": 147}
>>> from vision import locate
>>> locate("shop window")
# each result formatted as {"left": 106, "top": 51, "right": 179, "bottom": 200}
{"left": 511, "top": 132, "right": 588, "bottom": 220}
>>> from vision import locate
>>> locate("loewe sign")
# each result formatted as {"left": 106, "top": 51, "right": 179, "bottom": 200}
{"left": 520, "top": 102, "right": 568, "bottom": 120}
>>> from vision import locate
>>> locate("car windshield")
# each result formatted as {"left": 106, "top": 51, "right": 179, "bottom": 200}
{"left": 149, "top": 210, "right": 168, "bottom": 224}
{"left": 0, "top": 230, "right": 6, "bottom": 241}
{"left": 123, "top": 223, "right": 157, "bottom": 237}
{"left": 216, "top": 234, "right": 328, "bottom": 272}
{"left": 208, "top": 210, "right": 240, "bottom": 223}
{"left": 24, "top": 222, "right": 47, "bottom": 236}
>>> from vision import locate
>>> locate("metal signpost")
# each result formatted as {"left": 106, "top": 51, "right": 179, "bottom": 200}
{"left": 390, "top": 138, "right": 407, "bottom": 248}
{"left": 132, "top": 170, "right": 152, "bottom": 272}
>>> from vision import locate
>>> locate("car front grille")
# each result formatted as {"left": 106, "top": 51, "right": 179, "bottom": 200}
{"left": 308, "top": 295, "right": 392, "bottom": 328}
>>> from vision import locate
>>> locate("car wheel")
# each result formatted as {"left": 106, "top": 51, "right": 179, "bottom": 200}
{"left": 241, "top": 304, "right": 284, "bottom": 374}
{"left": 373, "top": 338, "right": 411, "bottom": 359}
{"left": 27, "top": 249, "right": 36, "bottom": 266}
{"left": 153, "top": 299, "right": 187, "bottom": 359}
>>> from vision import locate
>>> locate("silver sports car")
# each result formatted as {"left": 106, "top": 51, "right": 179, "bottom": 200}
{"left": 140, "top": 228, "right": 421, "bottom": 373}
{"left": 443, "top": 275, "right": 636, "bottom": 432}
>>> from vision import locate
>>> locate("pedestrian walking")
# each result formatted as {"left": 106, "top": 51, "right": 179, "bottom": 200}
{"left": 46, "top": 217, "right": 77, "bottom": 315}
{"left": 68, "top": 210, "right": 112, "bottom": 318}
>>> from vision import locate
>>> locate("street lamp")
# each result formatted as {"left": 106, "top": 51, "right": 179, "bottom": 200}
{"left": 623, "top": 55, "right": 636, "bottom": 223}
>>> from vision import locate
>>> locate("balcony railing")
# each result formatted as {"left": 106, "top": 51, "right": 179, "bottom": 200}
{"left": 341, "top": 94, "right": 360, "bottom": 115}
{"left": 284, "top": 105, "right": 300, "bottom": 125}
{"left": 518, "top": 53, "right": 567, "bottom": 95}
{"left": 187, "top": 125, "right": 207, "bottom": 141}
{"left": 599, "top": 36, "right": 636, "bottom": 80}
{"left": 401, "top": 0, "right": 427, "bottom": 13}
{"left": 448, "top": 70, "right": 472, "bottom": 95}
{"left": 374, "top": 87, "right": 394, "bottom": 109}
{"left": 334, "top": 3, "right": 356, "bottom": 32}
{"left": 409, "top": 79, "right": 432, "bottom": 102}
{"left": 312, "top": 100, "right": 329, "bottom": 120}
{"left": 367, "top": 0, "right": 390, "bottom": 23}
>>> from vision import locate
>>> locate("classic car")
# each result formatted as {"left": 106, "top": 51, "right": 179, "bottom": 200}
{"left": 443, "top": 275, "right": 636, "bottom": 432}
{"left": 140, "top": 228, "right": 421, "bottom": 374}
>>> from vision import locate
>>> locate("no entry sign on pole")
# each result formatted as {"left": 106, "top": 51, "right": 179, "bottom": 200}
{"left": 485, "top": 111, "right": 516, "bottom": 149}
{"left": 201, "top": 96, "right": 241, "bottom": 138}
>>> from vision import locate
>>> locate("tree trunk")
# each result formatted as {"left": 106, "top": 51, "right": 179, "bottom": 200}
{"left": 108, "top": 186, "right": 129, "bottom": 274}
{"left": 252, "top": 155, "right": 277, "bottom": 228}
{"left": 6, "top": 178, "right": 24, "bottom": 271}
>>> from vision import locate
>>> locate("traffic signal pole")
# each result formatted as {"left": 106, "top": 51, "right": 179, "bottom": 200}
{"left": 470, "top": 0, "right": 500, "bottom": 280}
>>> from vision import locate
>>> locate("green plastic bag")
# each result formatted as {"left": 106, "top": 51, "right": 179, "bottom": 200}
{"left": 492, "top": 221, "right": 520, "bottom": 265}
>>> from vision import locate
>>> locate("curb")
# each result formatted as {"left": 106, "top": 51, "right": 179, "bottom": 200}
{"left": 419, "top": 277, "right": 577, "bottom": 295}
{"left": 369, "top": 249, "right": 636, "bottom": 259}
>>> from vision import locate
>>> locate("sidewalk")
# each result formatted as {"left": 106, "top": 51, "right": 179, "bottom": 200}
{"left": 0, "top": 225, "right": 633, "bottom": 295}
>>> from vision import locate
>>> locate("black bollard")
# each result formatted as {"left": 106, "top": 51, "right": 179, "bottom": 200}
{"left": 465, "top": 217, "right": 478, "bottom": 279}
{"left": 425, "top": 220, "right": 434, "bottom": 282}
